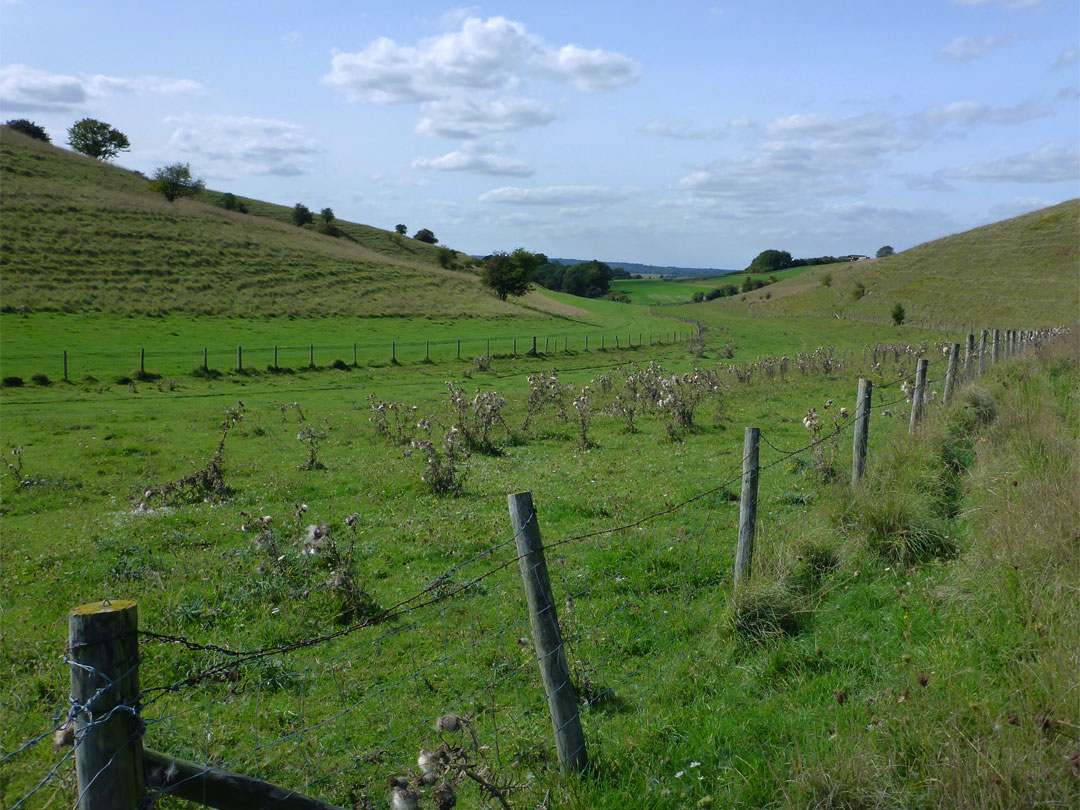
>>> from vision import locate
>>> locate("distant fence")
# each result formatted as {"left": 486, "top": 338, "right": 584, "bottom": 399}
{"left": 2, "top": 330, "right": 692, "bottom": 384}
{"left": 4, "top": 326, "right": 1056, "bottom": 810}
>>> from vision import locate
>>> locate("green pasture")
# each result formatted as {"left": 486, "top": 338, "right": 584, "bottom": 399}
{"left": 609, "top": 267, "right": 815, "bottom": 306}
{"left": 0, "top": 293, "right": 682, "bottom": 381}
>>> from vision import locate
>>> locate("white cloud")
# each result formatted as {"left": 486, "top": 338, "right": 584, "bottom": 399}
{"left": 1052, "top": 46, "right": 1078, "bottom": 70}
{"left": 412, "top": 149, "right": 532, "bottom": 176}
{"left": 322, "top": 16, "right": 637, "bottom": 151}
{"left": 415, "top": 96, "right": 555, "bottom": 138}
{"left": 901, "top": 172, "right": 955, "bottom": 192}
{"left": 479, "top": 185, "right": 635, "bottom": 205}
{"left": 533, "top": 44, "right": 639, "bottom": 91}
{"left": 0, "top": 63, "right": 202, "bottom": 112}
{"left": 638, "top": 120, "right": 727, "bottom": 140}
{"left": 947, "top": 144, "right": 1079, "bottom": 183}
{"left": 936, "top": 34, "right": 1016, "bottom": 61}
{"left": 166, "top": 115, "right": 320, "bottom": 177}
{"left": 985, "top": 196, "right": 1056, "bottom": 221}
{"left": 918, "top": 98, "right": 1051, "bottom": 128}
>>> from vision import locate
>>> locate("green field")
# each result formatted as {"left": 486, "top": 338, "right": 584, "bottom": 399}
{"left": 2, "top": 128, "right": 1077, "bottom": 810}
{"left": 610, "top": 266, "right": 814, "bottom": 306}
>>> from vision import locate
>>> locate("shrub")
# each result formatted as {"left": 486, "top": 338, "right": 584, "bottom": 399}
{"left": 5, "top": 119, "right": 50, "bottom": 142}
{"left": 820, "top": 272, "right": 832, "bottom": 287}
{"left": 292, "top": 203, "right": 314, "bottom": 227}
{"left": 436, "top": 247, "right": 456, "bottom": 268}
{"left": 730, "top": 582, "right": 803, "bottom": 643}
{"left": 30, "top": 373, "right": 51, "bottom": 386}
{"left": 331, "top": 359, "right": 349, "bottom": 370}
{"left": 851, "top": 281, "right": 866, "bottom": 300}
{"left": 2, "top": 376, "right": 24, "bottom": 387}
{"left": 413, "top": 228, "right": 438, "bottom": 244}
{"left": 891, "top": 302, "right": 906, "bottom": 325}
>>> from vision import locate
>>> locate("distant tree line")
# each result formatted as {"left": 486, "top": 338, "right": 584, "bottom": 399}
{"left": 531, "top": 257, "right": 631, "bottom": 298}
{"left": 745, "top": 249, "right": 860, "bottom": 275}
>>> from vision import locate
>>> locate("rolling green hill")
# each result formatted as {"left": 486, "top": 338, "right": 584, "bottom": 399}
{"left": 703, "top": 200, "right": 1079, "bottom": 328}
{"left": 0, "top": 127, "right": 544, "bottom": 319}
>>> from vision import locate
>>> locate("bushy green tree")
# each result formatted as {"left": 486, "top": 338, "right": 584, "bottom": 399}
{"left": 320, "top": 207, "right": 334, "bottom": 224}
{"left": 292, "top": 203, "right": 314, "bottom": 227}
{"left": 876, "top": 245, "right": 894, "bottom": 258}
{"left": 5, "top": 119, "right": 50, "bottom": 142}
{"left": 395, "top": 224, "right": 407, "bottom": 235}
{"left": 480, "top": 249, "right": 537, "bottom": 300}
{"left": 413, "top": 228, "right": 437, "bottom": 243}
{"left": 67, "top": 118, "right": 129, "bottom": 160}
{"left": 891, "top": 302, "right": 906, "bottom": 325}
{"left": 149, "top": 162, "right": 205, "bottom": 202}
{"left": 746, "top": 249, "right": 792, "bottom": 274}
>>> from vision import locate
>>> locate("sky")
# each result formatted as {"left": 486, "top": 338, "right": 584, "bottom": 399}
{"left": 1, "top": 0, "right": 1077, "bottom": 269}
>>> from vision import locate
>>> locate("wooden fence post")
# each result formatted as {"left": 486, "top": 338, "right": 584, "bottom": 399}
{"left": 909, "top": 357, "right": 927, "bottom": 434}
{"left": 532, "top": 336, "right": 538, "bottom": 355}
{"left": 273, "top": 346, "right": 278, "bottom": 370}
{"left": 851, "top": 379, "right": 872, "bottom": 487}
{"left": 964, "top": 334, "right": 975, "bottom": 380}
{"left": 69, "top": 600, "right": 145, "bottom": 810}
{"left": 457, "top": 339, "right": 461, "bottom": 360}
{"left": 426, "top": 341, "right": 430, "bottom": 361}
{"left": 585, "top": 336, "right": 589, "bottom": 351}
{"left": 507, "top": 492, "right": 589, "bottom": 774}
{"left": 237, "top": 346, "right": 243, "bottom": 373}
{"left": 353, "top": 343, "right": 357, "bottom": 366}
{"left": 992, "top": 329, "right": 1001, "bottom": 365}
{"left": 733, "top": 427, "right": 760, "bottom": 591}
{"left": 309, "top": 344, "right": 314, "bottom": 367}
{"left": 204, "top": 348, "right": 209, "bottom": 372}
{"left": 979, "top": 330, "right": 988, "bottom": 376}
{"left": 942, "top": 343, "right": 960, "bottom": 407}
{"left": 139, "top": 349, "right": 145, "bottom": 377}
{"left": 63, "top": 350, "right": 68, "bottom": 381}
{"left": 391, "top": 341, "right": 396, "bottom": 364}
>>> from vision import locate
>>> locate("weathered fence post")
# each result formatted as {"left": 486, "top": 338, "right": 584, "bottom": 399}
{"left": 909, "top": 357, "right": 927, "bottom": 434}
{"left": 852, "top": 379, "right": 872, "bottom": 487}
{"left": 585, "top": 335, "right": 589, "bottom": 351}
{"left": 979, "top": 330, "right": 988, "bottom": 376}
{"left": 942, "top": 343, "right": 960, "bottom": 406}
{"left": 63, "top": 350, "right": 68, "bottom": 381}
{"left": 532, "top": 336, "right": 538, "bottom": 355}
{"left": 507, "top": 492, "right": 589, "bottom": 774}
{"left": 992, "top": 329, "right": 1001, "bottom": 365}
{"left": 391, "top": 341, "right": 396, "bottom": 364}
{"left": 733, "top": 427, "right": 760, "bottom": 591}
{"left": 601, "top": 335, "right": 605, "bottom": 350}
{"left": 353, "top": 343, "right": 357, "bottom": 366}
{"left": 426, "top": 341, "right": 430, "bottom": 361}
{"left": 204, "top": 347, "right": 209, "bottom": 372}
{"left": 237, "top": 346, "right": 243, "bottom": 373}
{"left": 273, "top": 345, "right": 278, "bottom": 370}
{"left": 69, "top": 600, "right": 145, "bottom": 810}
{"left": 309, "top": 344, "right": 314, "bottom": 367}
{"left": 964, "top": 334, "right": 975, "bottom": 380}
{"left": 457, "top": 339, "right": 461, "bottom": 360}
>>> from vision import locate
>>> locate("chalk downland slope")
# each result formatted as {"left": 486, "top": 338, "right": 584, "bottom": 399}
{"left": 0, "top": 127, "right": 552, "bottom": 319}
{"left": 707, "top": 200, "right": 1079, "bottom": 328}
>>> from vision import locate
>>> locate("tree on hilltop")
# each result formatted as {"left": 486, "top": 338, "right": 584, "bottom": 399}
{"left": 67, "top": 118, "right": 129, "bottom": 160}
{"left": 149, "top": 162, "right": 205, "bottom": 202}
{"left": 876, "top": 245, "right": 894, "bottom": 258}
{"left": 746, "top": 249, "right": 793, "bottom": 274}
{"left": 395, "top": 224, "right": 407, "bottom": 235}
{"left": 413, "top": 228, "right": 438, "bottom": 243}
{"left": 320, "top": 207, "right": 335, "bottom": 224}
{"left": 5, "top": 119, "right": 50, "bottom": 142}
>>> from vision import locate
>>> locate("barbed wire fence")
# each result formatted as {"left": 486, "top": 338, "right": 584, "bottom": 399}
{"left": 1, "top": 326, "right": 1056, "bottom": 810}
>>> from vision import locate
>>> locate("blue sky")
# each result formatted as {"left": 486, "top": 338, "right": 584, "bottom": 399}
{"left": 2, "top": 0, "right": 1077, "bottom": 268}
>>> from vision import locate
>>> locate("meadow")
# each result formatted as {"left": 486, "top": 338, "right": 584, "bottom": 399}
{"left": 609, "top": 266, "right": 814, "bottom": 306}
{"left": 1, "top": 128, "right": 1076, "bottom": 810}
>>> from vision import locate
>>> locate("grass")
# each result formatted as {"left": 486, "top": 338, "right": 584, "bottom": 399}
{"left": 609, "top": 266, "right": 814, "bottom": 306}
{"left": 697, "top": 200, "right": 1079, "bottom": 329}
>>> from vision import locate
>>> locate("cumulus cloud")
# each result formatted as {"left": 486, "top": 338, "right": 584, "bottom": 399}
{"left": 415, "top": 96, "right": 555, "bottom": 138}
{"left": 638, "top": 120, "right": 727, "bottom": 140}
{"left": 0, "top": 63, "right": 202, "bottom": 112}
{"left": 935, "top": 34, "right": 1016, "bottom": 61}
{"left": 323, "top": 16, "right": 637, "bottom": 104}
{"left": 985, "top": 197, "right": 1056, "bottom": 221}
{"left": 946, "top": 143, "right": 1079, "bottom": 183}
{"left": 412, "top": 149, "right": 532, "bottom": 176}
{"left": 166, "top": 115, "right": 320, "bottom": 177}
{"left": 479, "top": 185, "right": 635, "bottom": 205}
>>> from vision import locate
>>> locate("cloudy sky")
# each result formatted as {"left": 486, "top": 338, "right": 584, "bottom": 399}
{"left": 2, "top": 0, "right": 1077, "bottom": 268}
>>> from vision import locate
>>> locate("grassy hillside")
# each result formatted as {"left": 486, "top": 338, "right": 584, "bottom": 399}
{"left": 705, "top": 200, "right": 1079, "bottom": 328}
{"left": 611, "top": 266, "right": 815, "bottom": 306}
{"left": 0, "top": 128, "right": 530, "bottom": 319}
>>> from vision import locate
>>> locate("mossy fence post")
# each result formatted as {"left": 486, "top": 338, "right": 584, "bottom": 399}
{"left": 964, "top": 334, "right": 975, "bottom": 380}
{"left": 69, "top": 600, "right": 145, "bottom": 810}
{"left": 908, "top": 357, "right": 927, "bottom": 434}
{"left": 733, "top": 427, "right": 760, "bottom": 592}
{"left": 507, "top": 492, "right": 589, "bottom": 774}
{"left": 942, "top": 343, "right": 960, "bottom": 407}
{"left": 992, "top": 329, "right": 1001, "bottom": 365}
{"left": 979, "top": 330, "right": 988, "bottom": 376}
{"left": 852, "top": 379, "right": 872, "bottom": 487}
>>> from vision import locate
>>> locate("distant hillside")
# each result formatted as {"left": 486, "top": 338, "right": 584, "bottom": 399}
{"left": 0, "top": 127, "right": 558, "bottom": 319}
{"left": 549, "top": 258, "right": 736, "bottom": 278}
{"left": 704, "top": 200, "right": 1079, "bottom": 328}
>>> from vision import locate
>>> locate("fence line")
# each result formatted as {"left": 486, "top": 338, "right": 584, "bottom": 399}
{"left": 5, "top": 325, "right": 1058, "bottom": 810}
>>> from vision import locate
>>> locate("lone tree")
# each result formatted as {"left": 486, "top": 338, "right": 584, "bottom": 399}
{"left": 746, "top": 249, "right": 793, "bottom": 274}
{"left": 481, "top": 249, "right": 536, "bottom": 300}
{"left": 876, "top": 245, "right": 894, "bottom": 258}
{"left": 395, "top": 223, "right": 407, "bottom": 235}
{"left": 5, "top": 119, "right": 50, "bottom": 142}
{"left": 413, "top": 228, "right": 438, "bottom": 243}
{"left": 891, "top": 302, "right": 906, "bottom": 326}
{"left": 67, "top": 118, "right": 130, "bottom": 160}
{"left": 149, "top": 162, "right": 204, "bottom": 202}
{"left": 292, "top": 202, "right": 314, "bottom": 227}
{"left": 320, "top": 207, "right": 334, "bottom": 224}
